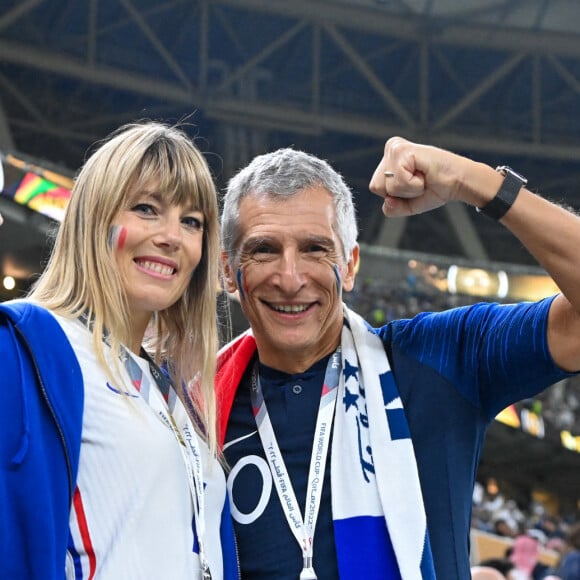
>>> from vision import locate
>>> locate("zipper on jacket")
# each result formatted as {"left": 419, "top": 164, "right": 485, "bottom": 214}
{"left": 15, "top": 326, "right": 75, "bottom": 503}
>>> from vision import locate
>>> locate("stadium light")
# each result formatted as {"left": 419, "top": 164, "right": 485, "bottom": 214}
{"left": 3, "top": 276, "right": 16, "bottom": 291}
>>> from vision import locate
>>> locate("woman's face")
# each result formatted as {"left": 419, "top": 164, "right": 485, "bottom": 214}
{"left": 112, "top": 184, "right": 205, "bottom": 327}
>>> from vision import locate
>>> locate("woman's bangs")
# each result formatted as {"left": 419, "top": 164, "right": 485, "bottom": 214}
{"left": 163, "top": 152, "right": 214, "bottom": 214}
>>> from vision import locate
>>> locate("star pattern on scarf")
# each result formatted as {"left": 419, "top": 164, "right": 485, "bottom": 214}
{"left": 343, "top": 386, "right": 359, "bottom": 412}
{"left": 343, "top": 359, "right": 359, "bottom": 382}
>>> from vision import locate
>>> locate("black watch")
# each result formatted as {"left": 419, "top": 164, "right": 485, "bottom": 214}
{"left": 477, "top": 165, "right": 527, "bottom": 220}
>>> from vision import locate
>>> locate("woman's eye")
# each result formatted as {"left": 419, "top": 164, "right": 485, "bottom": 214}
{"left": 132, "top": 203, "right": 156, "bottom": 215}
{"left": 183, "top": 215, "right": 204, "bottom": 230}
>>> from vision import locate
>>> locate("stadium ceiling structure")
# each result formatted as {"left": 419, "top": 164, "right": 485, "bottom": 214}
{"left": 4, "top": 0, "right": 580, "bottom": 516}
{"left": 3, "top": 0, "right": 580, "bottom": 279}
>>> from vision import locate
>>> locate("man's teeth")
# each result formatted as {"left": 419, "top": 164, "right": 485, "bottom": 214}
{"left": 273, "top": 304, "right": 309, "bottom": 313}
{"left": 139, "top": 260, "right": 175, "bottom": 275}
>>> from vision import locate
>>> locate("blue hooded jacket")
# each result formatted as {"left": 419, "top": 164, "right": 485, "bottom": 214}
{"left": 0, "top": 301, "right": 84, "bottom": 579}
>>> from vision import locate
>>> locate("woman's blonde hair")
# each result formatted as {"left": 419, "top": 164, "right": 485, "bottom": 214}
{"left": 29, "top": 121, "right": 220, "bottom": 454}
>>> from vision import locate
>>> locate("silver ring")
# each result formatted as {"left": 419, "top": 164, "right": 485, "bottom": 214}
{"left": 384, "top": 171, "right": 395, "bottom": 178}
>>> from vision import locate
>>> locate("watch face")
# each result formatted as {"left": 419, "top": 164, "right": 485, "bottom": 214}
{"left": 496, "top": 165, "right": 527, "bottom": 185}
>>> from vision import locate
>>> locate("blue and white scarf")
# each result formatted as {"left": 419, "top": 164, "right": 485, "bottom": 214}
{"left": 333, "top": 307, "right": 435, "bottom": 579}
{"left": 217, "top": 305, "right": 436, "bottom": 579}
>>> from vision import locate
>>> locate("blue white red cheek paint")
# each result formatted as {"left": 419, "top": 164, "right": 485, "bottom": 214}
{"left": 108, "top": 225, "right": 127, "bottom": 250}
{"left": 236, "top": 267, "right": 247, "bottom": 300}
{"left": 333, "top": 264, "right": 343, "bottom": 294}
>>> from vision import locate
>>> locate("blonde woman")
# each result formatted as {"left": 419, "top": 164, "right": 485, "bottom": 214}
{"left": 0, "top": 121, "right": 238, "bottom": 579}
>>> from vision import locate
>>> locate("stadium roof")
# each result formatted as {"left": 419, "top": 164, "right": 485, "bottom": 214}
{"left": 3, "top": 0, "right": 580, "bottom": 281}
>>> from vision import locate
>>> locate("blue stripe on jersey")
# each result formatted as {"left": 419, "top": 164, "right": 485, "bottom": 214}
{"left": 67, "top": 530, "right": 83, "bottom": 579}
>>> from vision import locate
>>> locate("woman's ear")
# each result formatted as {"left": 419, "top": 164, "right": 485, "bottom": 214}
{"left": 221, "top": 251, "right": 238, "bottom": 293}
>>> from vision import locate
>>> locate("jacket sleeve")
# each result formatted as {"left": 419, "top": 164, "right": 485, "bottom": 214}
{"left": 0, "top": 304, "right": 83, "bottom": 580}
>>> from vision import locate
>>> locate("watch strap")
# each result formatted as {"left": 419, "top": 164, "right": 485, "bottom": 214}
{"left": 477, "top": 166, "right": 526, "bottom": 221}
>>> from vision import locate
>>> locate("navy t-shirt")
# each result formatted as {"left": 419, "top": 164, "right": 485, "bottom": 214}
{"left": 224, "top": 298, "right": 570, "bottom": 579}
{"left": 224, "top": 354, "right": 337, "bottom": 579}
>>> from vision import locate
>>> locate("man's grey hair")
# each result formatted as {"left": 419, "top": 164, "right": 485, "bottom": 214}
{"left": 221, "top": 148, "right": 358, "bottom": 264}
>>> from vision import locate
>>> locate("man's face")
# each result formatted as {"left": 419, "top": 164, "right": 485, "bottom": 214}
{"left": 223, "top": 186, "right": 358, "bottom": 372}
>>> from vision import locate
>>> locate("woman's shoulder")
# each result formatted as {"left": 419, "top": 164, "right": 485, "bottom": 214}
{"left": 0, "top": 299, "right": 54, "bottom": 328}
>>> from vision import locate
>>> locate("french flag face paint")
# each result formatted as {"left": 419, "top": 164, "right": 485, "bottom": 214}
{"left": 236, "top": 267, "right": 247, "bottom": 300}
{"left": 333, "top": 264, "right": 343, "bottom": 294}
{"left": 108, "top": 225, "right": 127, "bottom": 250}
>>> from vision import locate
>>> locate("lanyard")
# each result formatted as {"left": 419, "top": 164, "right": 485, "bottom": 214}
{"left": 126, "top": 349, "right": 212, "bottom": 580}
{"left": 78, "top": 312, "right": 211, "bottom": 580}
{"left": 250, "top": 349, "right": 341, "bottom": 580}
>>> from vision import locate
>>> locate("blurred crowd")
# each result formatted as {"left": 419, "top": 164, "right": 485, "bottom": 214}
{"left": 470, "top": 483, "right": 580, "bottom": 579}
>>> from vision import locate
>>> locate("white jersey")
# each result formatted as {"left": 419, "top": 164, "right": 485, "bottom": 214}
{"left": 54, "top": 315, "right": 226, "bottom": 580}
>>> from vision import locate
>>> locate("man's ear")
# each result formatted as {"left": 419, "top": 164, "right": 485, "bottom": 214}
{"left": 342, "top": 244, "right": 360, "bottom": 292}
{"left": 221, "top": 251, "right": 238, "bottom": 294}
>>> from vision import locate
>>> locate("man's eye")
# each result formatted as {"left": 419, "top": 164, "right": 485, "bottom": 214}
{"left": 248, "top": 245, "right": 278, "bottom": 261}
{"left": 307, "top": 244, "right": 326, "bottom": 253}
{"left": 254, "top": 245, "right": 275, "bottom": 254}
{"left": 183, "top": 216, "right": 204, "bottom": 230}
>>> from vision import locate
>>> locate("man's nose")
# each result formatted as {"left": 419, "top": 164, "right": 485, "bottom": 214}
{"left": 275, "top": 250, "right": 305, "bottom": 292}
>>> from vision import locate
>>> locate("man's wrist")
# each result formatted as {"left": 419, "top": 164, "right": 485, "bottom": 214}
{"left": 476, "top": 166, "right": 528, "bottom": 220}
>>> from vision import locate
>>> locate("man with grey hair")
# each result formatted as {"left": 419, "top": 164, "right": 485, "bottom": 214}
{"left": 216, "top": 138, "right": 580, "bottom": 579}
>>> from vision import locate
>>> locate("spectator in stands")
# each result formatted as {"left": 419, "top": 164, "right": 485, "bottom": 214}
{"left": 538, "top": 537, "right": 568, "bottom": 579}
{"left": 472, "top": 565, "right": 510, "bottom": 579}
{"left": 216, "top": 137, "right": 580, "bottom": 578}
{"left": 539, "top": 516, "right": 569, "bottom": 541}
{"left": 0, "top": 122, "right": 238, "bottom": 578}
{"left": 547, "top": 537, "right": 567, "bottom": 563}
{"left": 478, "top": 557, "right": 516, "bottom": 578}
{"left": 528, "top": 528, "right": 550, "bottom": 547}
{"left": 495, "top": 518, "right": 519, "bottom": 538}
{"left": 556, "top": 522, "right": 580, "bottom": 579}
{"left": 510, "top": 534, "right": 544, "bottom": 579}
